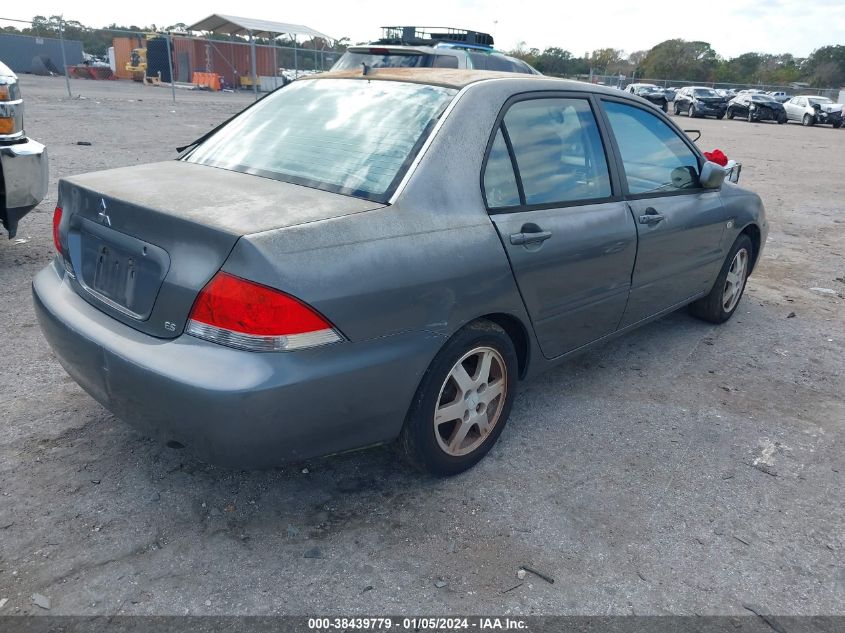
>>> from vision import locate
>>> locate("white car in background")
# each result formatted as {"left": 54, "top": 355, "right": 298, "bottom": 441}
{"left": 784, "top": 95, "right": 844, "bottom": 128}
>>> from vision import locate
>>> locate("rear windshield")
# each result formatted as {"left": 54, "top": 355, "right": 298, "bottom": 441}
{"left": 185, "top": 79, "right": 456, "bottom": 202}
{"left": 331, "top": 51, "right": 458, "bottom": 70}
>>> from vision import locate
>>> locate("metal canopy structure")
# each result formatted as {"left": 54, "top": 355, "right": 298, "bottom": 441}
{"left": 187, "top": 14, "right": 335, "bottom": 99}
{"left": 187, "top": 14, "right": 334, "bottom": 41}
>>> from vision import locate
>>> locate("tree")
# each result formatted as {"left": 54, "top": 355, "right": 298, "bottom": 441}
{"left": 588, "top": 48, "right": 624, "bottom": 74}
{"left": 803, "top": 45, "right": 845, "bottom": 87}
{"left": 640, "top": 39, "right": 718, "bottom": 81}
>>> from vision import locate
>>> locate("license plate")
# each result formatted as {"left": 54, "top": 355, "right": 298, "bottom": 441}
{"left": 91, "top": 243, "right": 137, "bottom": 305}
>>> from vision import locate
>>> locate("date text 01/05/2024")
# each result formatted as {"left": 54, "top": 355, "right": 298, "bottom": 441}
{"left": 307, "top": 617, "right": 527, "bottom": 630}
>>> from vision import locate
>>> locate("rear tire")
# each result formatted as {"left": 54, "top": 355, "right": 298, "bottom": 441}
{"left": 399, "top": 320, "right": 518, "bottom": 476}
{"left": 689, "top": 104, "right": 696, "bottom": 117}
{"left": 727, "top": 107, "right": 735, "bottom": 120}
{"left": 661, "top": 101, "right": 668, "bottom": 113}
{"left": 689, "top": 234, "right": 753, "bottom": 324}
{"left": 834, "top": 121, "right": 842, "bottom": 129}
{"left": 674, "top": 103, "right": 681, "bottom": 116}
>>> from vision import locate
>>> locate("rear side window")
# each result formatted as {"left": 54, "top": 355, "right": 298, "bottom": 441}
{"left": 497, "top": 98, "right": 612, "bottom": 206}
{"left": 483, "top": 129, "right": 521, "bottom": 208}
{"left": 603, "top": 101, "right": 700, "bottom": 195}
{"left": 432, "top": 55, "right": 459, "bottom": 68}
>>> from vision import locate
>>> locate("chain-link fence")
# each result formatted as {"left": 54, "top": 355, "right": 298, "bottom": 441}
{"left": 0, "top": 16, "right": 346, "bottom": 102}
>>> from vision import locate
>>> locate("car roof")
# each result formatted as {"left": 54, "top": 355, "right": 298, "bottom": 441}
{"left": 307, "top": 68, "right": 614, "bottom": 92}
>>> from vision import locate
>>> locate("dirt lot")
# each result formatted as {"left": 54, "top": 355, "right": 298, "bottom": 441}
{"left": 0, "top": 76, "right": 843, "bottom": 616}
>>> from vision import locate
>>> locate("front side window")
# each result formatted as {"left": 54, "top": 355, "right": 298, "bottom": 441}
{"left": 603, "top": 101, "right": 700, "bottom": 195}
{"left": 498, "top": 98, "right": 612, "bottom": 206}
{"left": 186, "top": 79, "right": 455, "bottom": 202}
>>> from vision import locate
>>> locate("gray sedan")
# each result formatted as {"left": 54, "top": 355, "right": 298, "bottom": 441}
{"left": 33, "top": 69, "right": 768, "bottom": 475}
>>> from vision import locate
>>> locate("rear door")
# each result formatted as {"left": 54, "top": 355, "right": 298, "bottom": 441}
{"left": 485, "top": 94, "right": 637, "bottom": 359}
{"left": 599, "top": 99, "right": 729, "bottom": 328}
{"left": 784, "top": 97, "right": 804, "bottom": 121}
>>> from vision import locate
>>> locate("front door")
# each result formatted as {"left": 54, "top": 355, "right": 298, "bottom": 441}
{"left": 483, "top": 95, "right": 637, "bottom": 359}
{"left": 600, "top": 100, "right": 729, "bottom": 327}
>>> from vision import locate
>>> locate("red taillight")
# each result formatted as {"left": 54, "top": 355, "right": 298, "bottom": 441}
{"left": 52, "top": 207, "right": 63, "bottom": 253}
{"left": 186, "top": 272, "right": 342, "bottom": 352}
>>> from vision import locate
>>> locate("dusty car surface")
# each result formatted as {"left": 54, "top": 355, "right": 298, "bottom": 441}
{"left": 33, "top": 68, "right": 767, "bottom": 475}
{"left": 784, "top": 95, "right": 843, "bottom": 127}
{"left": 727, "top": 93, "right": 787, "bottom": 124}
{"left": 0, "top": 60, "right": 48, "bottom": 238}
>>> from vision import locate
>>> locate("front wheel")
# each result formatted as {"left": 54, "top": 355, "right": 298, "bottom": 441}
{"left": 803, "top": 113, "right": 814, "bottom": 127}
{"left": 833, "top": 121, "right": 842, "bottom": 129}
{"left": 674, "top": 103, "right": 681, "bottom": 116}
{"left": 661, "top": 101, "right": 668, "bottom": 113}
{"left": 747, "top": 110, "right": 754, "bottom": 123}
{"left": 689, "top": 234, "right": 753, "bottom": 324}
{"left": 689, "top": 104, "right": 696, "bottom": 118}
{"left": 400, "top": 320, "right": 518, "bottom": 476}
{"left": 727, "top": 108, "right": 735, "bottom": 120}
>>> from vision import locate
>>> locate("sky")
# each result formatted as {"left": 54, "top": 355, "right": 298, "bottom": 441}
{"left": 3, "top": 0, "right": 844, "bottom": 59}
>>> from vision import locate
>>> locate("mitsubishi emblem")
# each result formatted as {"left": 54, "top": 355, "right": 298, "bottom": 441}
{"left": 98, "top": 198, "right": 111, "bottom": 227}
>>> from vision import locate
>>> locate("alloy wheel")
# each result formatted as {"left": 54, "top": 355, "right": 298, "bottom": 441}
{"left": 722, "top": 248, "right": 749, "bottom": 312}
{"left": 433, "top": 346, "right": 508, "bottom": 457}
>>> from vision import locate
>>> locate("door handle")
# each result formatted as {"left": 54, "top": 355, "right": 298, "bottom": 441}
{"left": 510, "top": 230, "right": 552, "bottom": 245}
{"left": 638, "top": 207, "right": 665, "bottom": 225}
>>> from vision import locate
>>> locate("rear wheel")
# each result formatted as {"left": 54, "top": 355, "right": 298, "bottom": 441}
{"left": 689, "top": 234, "right": 753, "bottom": 324}
{"left": 726, "top": 107, "right": 735, "bottom": 120}
{"left": 400, "top": 320, "right": 518, "bottom": 476}
{"left": 803, "top": 113, "right": 814, "bottom": 127}
{"left": 661, "top": 101, "right": 668, "bottom": 113}
{"left": 833, "top": 121, "right": 842, "bottom": 129}
{"left": 747, "top": 110, "right": 754, "bottom": 123}
{"left": 674, "top": 103, "right": 681, "bottom": 116}
{"left": 689, "top": 104, "right": 696, "bottom": 117}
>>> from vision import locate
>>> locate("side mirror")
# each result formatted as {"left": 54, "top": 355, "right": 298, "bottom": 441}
{"left": 700, "top": 161, "right": 727, "bottom": 189}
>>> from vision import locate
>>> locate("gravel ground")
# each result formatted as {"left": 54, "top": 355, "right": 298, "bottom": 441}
{"left": 0, "top": 76, "right": 843, "bottom": 617}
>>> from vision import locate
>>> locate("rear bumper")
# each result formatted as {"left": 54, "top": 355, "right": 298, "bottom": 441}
{"left": 33, "top": 260, "right": 443, "bottom": 468}
{"left": 0, "top": 138, "right": 48, "bottom": 237}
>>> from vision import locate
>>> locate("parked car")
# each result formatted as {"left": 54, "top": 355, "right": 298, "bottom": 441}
{"left": 1, "top": 60, "right": 48, "bottom": 238}
{"left": 34, "top": 69, "right": 767, "bottom": 475}
{"left": 767, "top": 91, "right": 790, "bottom": 103}
{"left": 625, "top": 83, "right": 668, "bottom": 112}
{"left": 783, "top": 95, "right": 843, "bottom": 128}
{"left": 727, "top": 93, "right": 787, "bottom": 123}
{"left": 331, "top": 26, "right": 539, "bottom": 75}
{"left": 673, "top": 86, "right": 727, "bottom": 119}
{"left": 664, "top": 87, "right": 678, "bottom": 102}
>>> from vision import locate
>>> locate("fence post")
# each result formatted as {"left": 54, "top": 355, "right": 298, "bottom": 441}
{"left": 58, "top": 16, "right": 72, "bottom": 98}
{"left": 293, "top": 36, "right": 298, "bottom": 79}
{"left": 165, "top": 34, "right": 176, "bottom": 103}
{"left": 249, "top": 31, "right": 258, "bottom": 101}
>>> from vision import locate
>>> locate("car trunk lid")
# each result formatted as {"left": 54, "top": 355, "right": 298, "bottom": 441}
{"left": 58, "top": 160, "right": 385, "bottom": 338}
